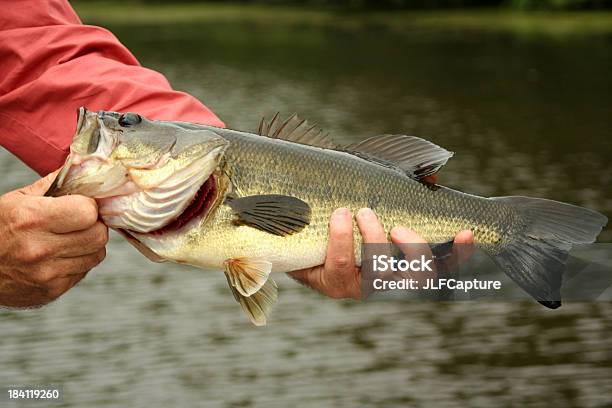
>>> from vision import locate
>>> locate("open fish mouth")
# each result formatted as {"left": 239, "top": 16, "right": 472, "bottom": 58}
{"left": 47, "top": 107, "right": 230, "bottom": 236}
{"left": 146, "top": 173, "right": 218, "bottom": 236}
{"left": 97, "top": 143, "right": 227, "bottom": 235}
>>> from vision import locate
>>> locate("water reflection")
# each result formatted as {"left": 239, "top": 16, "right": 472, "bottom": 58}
{"left": 0, "top": 21, "right": 610, "bottom": 407}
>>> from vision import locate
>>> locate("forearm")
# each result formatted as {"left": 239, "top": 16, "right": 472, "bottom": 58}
{"left": 0, "top": 0, "right": 223, "bottom": 176}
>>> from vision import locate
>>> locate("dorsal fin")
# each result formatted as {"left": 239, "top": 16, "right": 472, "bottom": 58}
{"left": 345, "top": 135, "right": 453, "bottom": 182}
{"left": 256, "top": 115, "right": 452, "bottom": 184}
{"left": 257, "top": 113, "right": 336, "bottom": 149}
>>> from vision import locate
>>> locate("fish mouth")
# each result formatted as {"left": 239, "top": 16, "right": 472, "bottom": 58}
{"left": 96, "top": 139, "right": 228, "bottom": 234}
{"left": 145, "top": 173, "right": 218, "bottom": 236}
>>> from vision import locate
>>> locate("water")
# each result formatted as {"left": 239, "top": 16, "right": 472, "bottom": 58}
{"left": 1, "top": 19, "right": 611, "bottom": 407}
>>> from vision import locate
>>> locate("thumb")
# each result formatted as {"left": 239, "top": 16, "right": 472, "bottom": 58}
{"left": 19, "top": 169, "right": 61, "bottom": 196}
{"left": 288, "top": 267, "right": 323, "bottom": 291}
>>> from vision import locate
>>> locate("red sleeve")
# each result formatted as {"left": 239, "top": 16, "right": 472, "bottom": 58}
{"left": 0, "top": 0, "right": 224, "bottom": 176}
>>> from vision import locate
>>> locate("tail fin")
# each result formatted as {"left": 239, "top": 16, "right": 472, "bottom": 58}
{"left": 489, "top": 196, "right": 607, "bottom": 308}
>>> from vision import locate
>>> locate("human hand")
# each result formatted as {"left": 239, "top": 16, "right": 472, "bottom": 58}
{"left": 288, "top": 208, "right": 474, "bottom": 300}
{"left": 0, "top": 170, "right": 108, "bottom": 308}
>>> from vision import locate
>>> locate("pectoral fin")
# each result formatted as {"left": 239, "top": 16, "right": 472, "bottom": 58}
{"left": 224, "top": 260, "right": 278, "bottom": 326}
{"left": 226, "top": 194, "right": 311, "bottom": 236}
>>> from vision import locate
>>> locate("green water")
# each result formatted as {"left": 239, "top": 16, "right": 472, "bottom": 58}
{"left": 0, "top": 17, "right": 611, "bottom": 408}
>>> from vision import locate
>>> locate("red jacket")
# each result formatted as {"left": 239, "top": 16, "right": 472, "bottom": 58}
{"left": 0, "top": 0, "right": 224, "bottom": 176}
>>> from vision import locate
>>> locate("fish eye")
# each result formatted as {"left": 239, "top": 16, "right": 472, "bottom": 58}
{"left": 118, "top": 113, "right": 142, "bottom": 127}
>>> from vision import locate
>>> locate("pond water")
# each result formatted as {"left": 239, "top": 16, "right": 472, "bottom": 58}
{"left": 0, "top": 19, "right": 611, "bottom": 407}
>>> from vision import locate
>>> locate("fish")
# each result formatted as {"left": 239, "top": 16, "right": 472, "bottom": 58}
{"left": 46, "top": 107, "right": 608, "bottom": 325}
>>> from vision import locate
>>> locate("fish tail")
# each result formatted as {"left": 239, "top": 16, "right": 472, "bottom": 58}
{"left": 487, "top": 196, "right": 607, "bottom": 308}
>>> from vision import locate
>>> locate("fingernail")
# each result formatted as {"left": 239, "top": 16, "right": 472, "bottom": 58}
{"left": 332, "top": 207, "right": 349, "bottom": 220}
{"left": 391, "top": 226, "right": 408, "bottom": 235}
{"left": 357, "top": 208, "right": 375, "bottom": 220}
{"left": 391, "top": 226, "right": 409, "bottom": 238}
{"left": 393, "top": 226, "right": 417, "bottom": 242}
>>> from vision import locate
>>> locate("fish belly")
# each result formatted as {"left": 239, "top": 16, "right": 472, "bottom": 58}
{"left": 177, "top": 205, "right": 330, "bottom": 273}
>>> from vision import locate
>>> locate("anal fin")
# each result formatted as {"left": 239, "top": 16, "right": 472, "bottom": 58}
{"left": 224, "top": 268, "right": 278, "bottom": 326}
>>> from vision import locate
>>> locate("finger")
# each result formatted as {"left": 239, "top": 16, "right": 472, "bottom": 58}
{"left": 0, "top": 272, "right": 49, "bottom": 307}
{"left": 452, "top": 230, "right": 475, "bottom": 266}
{"left": 19, "top": 169, "right": 61, "bottom": 196}
{"left": 325, "top": 207, "right": 355, "bottom": 271}
{"left": 38, "top": 195, "right": 99, "bottom": 233}
{"left": 50, "top": 222, "right": 109, "bottom": 258}
{"left": 357, "top": 209, "right": 394, "bottom": 289}
{"left": 356, "top": 208, "right": 387, "bottom": 243}
{"left": 391, "top": 226, "right": 435, "bottom": 281}
{"left": 390, "top": 226, "right": 427, "bottom": 245}
{"left": 323, "top": 208, "right": 359, "bottom": 295}
{"left": 288, "top": 266, "right": 322, "bottom": 291}
{"left": 454, "top": 230, "right": 474, "bottom": 245}
{"left": 435, "top": 230, "right": 475, "bottom": 273}
{"left": 46, "top": 272, "right": 89, "bottom": 300}
{"left": 390, "top": 226, "right": 432, "bottom": 259}
{"left": 289, "top": 207, "right": 360, "bottom": 299}
{"left": 31, "top": 249, "right": 106, "bottom": 283}
{"left": 289, "top": 208, "right": 354, "bottom": 289}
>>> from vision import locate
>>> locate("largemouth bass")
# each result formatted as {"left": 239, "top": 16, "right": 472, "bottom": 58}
{"left": 47, "top": 108, "right": 608, "bottom": 325}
